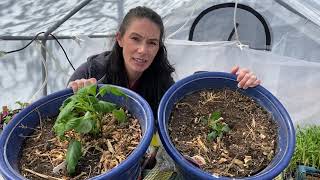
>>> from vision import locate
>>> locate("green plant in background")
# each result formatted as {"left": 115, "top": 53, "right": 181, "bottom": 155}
{"left": 53, "top": 84, "right": 127, "bottom": 175}
{"left": 286, "top": 125, "right": 320, "bottom": 174}
{"left": 0, "top": 101, "right": 29, "bottom": 132}
{"left": 203, "top": 111, "right": 230, "bottom": 141}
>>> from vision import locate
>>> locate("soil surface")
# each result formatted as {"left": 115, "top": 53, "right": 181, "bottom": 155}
{"left": 19, "top": 112, "right": 141, "bottom": 180}
{"left": 169, "top": 88, "right": 278, "bottom": 177}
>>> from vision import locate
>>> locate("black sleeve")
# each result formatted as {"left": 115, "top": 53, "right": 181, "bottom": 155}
{"left": 67, "top": 62, "right": 90, "bottom": 84}
{"left": 67, "top": 51, "right": 111, "bottom": 86}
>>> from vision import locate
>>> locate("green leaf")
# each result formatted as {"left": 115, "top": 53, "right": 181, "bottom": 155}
{"left": 222, "top": 125, "right": 230, "bottom": 133}
{"left": 207, "top": 131, "right": 217, "bottom": 141}
{"left": 209, "top": 121, "right": 218, "bottom": 130}
{"left": 112, "top": 108, "right": 127, "bottom": 124}
{"left": 54, "top": 112, "right": 77, "bottom": 137}
{"left": 57, "top": 100, "right": 75, "bottom": 122}
{"left": 53, "top": 123, "right": 66, "bottom": 138}
{"left": 74, "top": 112, "right": 94, "bottom": 134}
{"left": 77, "top": 84, "right": 97, "bottom": 96}
{"left": 15, "top": 101, "right": 28, "bottom": 108}
{"left": 216, "top": 123, "right": 224, "bottom": 131}
{"left": 209, "top": 111, "right": 221, "bottom": 121}
{"left": 66, "top": 140, "right": 82, "bottom": 175}
{"left": 98, "top": 85, "right": 126, "bottom": 97}
{"left": 87, "top": 96, "right": 99, "bottom": 105}
{"left": 109, "top": 86, "right": 126, "bottom": 97}
{"left": 60, "top": 97, "right": 73, "bottom": 110}
{"left": 97, "top": 85, "right": 109, "bottom": 97}
{"left": 93, "top": 101, "right": 116, "bottom": 113}
{"left": 65, "top": 117, "right": 83, "bottom": 131}
{"left": 75, "top": 118, "right": 94, "bottom": 134}
{"left": 4, "top": 116, "right": 12, "bottom": 124}
{"left": 90, "top": 119, "right": 100, "bottom": 134}
{"left": 86, "top": 84, "right": 98, "bottom": 96}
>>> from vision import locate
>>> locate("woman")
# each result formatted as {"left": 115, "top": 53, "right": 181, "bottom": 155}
{"left": 68, "top": 6, "right": 260, "bottom": 117}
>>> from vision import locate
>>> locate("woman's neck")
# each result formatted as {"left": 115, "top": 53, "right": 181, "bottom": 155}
{"left": 127, "top": 70, "right": 142, "bottom": 88}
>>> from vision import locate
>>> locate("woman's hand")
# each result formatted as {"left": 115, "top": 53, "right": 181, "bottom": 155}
{"left": 231, "top": 66, "right": 261, "bottom": 89}
{"left": 68, "top": 78, "right": 97, "bottom": 92}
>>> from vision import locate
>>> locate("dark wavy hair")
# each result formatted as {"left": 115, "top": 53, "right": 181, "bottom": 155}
{"left": 105, "top": 6, "right": 175, "bottom": 115}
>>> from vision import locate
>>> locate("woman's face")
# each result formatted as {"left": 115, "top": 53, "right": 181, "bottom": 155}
{"left": 117, "top": 18, "right": 160, "bottom": 77}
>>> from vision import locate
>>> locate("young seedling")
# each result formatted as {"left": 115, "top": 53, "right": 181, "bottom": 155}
{"left": 53, "top": 84, "right": 127, "bottom": 175}
{"left": 205, "top": 111, "right": 230, "bottom": 141}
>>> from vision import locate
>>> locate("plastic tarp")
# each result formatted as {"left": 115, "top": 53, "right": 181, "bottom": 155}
{"left": 0, "top": 0, "right": 191, "bottom": 36}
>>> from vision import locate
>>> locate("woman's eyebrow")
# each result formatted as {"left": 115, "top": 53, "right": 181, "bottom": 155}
{"left": 130, "top": 32, "right": 142, "bottom": 37}
{"left": 130, "top": 32, "right": 159, "bottom": 41}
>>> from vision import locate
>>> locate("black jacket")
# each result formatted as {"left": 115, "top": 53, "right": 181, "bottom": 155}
{"left": 69, "top": 51, "right": 174, "bottom": 118}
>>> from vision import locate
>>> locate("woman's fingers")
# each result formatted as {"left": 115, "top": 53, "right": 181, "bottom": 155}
{"left": 68, "top": 78, "right": 97, "bottom": 92}
{"left": 84, "top": 78, "right": 97, "bottom": 86}
{"left": 230, "top": 65, "right": 240, "bottom": 75}
{"left": 68, "top": 81, "right": 78, "bottom": 92}
{"left": 231, "top": 66, "right": 261, "bottom": 89}
{"left": 235, "top": 68, "right": 249, "bottom": 82}
{"left": 242, "top": 74, "right": 257, "bottom": 89}
{"left": 250, "top": 79, "right": 261, "bottom": 88}
{"left": 75, "top": 79, "right": 85, "bottom": 89}
{"left": 238, "top": 72, "right": 252, "bottom": 89}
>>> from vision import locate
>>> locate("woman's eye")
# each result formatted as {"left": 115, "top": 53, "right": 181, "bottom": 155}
{"left": 149, "top": 42, "right": 158, "bottom": 46}
{"left": 131, "top": 37, "right": 139, "bottom": 41}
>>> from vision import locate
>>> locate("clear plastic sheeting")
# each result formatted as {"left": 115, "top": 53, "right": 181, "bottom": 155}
{"left": 0, "top": 36, "right": 112, "bottom": 106}
{"left": 0, "top": 0, "right": 190, "bottom": 36}
{"left": 1, "top": 0, "right": 320, "bottom": 61}
{"left": 277, "top": 0, "right": 320, "bottom": 27}
{"left": 163, "top": 0, "right": 320, "bottom": 62}
{"left": 165, "top": 39, "right": 320, "bottom": 127}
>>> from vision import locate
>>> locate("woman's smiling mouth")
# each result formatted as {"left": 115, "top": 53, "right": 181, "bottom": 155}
{"left": 133, "top": 57, "right": 147, "bottom": 64}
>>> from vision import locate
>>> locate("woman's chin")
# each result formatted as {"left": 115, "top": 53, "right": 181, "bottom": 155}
{"left": 132, "top": 66, "right": 148, "bottom": 73}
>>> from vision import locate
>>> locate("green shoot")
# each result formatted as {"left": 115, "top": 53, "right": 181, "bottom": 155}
{"left": 206, "top": 111, "right": 230, "bottom": 141}
{"left": 112, "top": 108, "right": 127, "bottom": 124}
{"left": 53, "top": 84, "right": 127, "bottom": 175}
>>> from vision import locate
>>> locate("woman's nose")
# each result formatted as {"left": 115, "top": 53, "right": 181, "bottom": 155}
{"left": 137, "top": 43, "right": 147, "bottom": 53}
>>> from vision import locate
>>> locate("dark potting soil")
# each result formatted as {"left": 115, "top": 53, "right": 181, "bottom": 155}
{"left": 19, "top": 113, "right": 141, "bottom": 180}
{"left": 169, "top": 88, "right": 278, "bottom": 177}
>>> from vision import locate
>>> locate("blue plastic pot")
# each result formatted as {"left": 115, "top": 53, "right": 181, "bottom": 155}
{"left": 0, "top": 85, "right": 154, "bottom": 180}
{"left": 158, "top": 72, "right": 295, "bottom": 180}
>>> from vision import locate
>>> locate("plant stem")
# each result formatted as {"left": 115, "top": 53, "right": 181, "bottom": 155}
{"left": 23, "top": 168, "right": 63, "bottom": 180}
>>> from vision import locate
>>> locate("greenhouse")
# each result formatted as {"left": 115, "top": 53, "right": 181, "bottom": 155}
{"left": 1, "top": 0, "right": 320, "bottom": 179}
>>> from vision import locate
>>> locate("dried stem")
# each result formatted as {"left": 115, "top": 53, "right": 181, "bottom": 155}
{"left": 23, "top": 168, "right": 63, "bottom": 180}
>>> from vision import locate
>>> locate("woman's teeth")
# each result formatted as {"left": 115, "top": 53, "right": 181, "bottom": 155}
{"left": 134, "top": 58, "right": 146, "bottom": 63}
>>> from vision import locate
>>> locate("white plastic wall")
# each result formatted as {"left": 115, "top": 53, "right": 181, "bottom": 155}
{"left": 0, "top": 36, "right": 112, "bottom": 106}
{"left": 166, "top": 39, "right": 320, "bottom": 127}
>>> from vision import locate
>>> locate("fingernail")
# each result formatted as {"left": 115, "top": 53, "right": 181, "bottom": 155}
{"left": 237, "top": 83, "right": 241, "bottom": 88}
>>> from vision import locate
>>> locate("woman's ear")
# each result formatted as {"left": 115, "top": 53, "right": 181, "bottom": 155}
{"left": 116, "top": 32, "right": 123, "bottom": 47}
